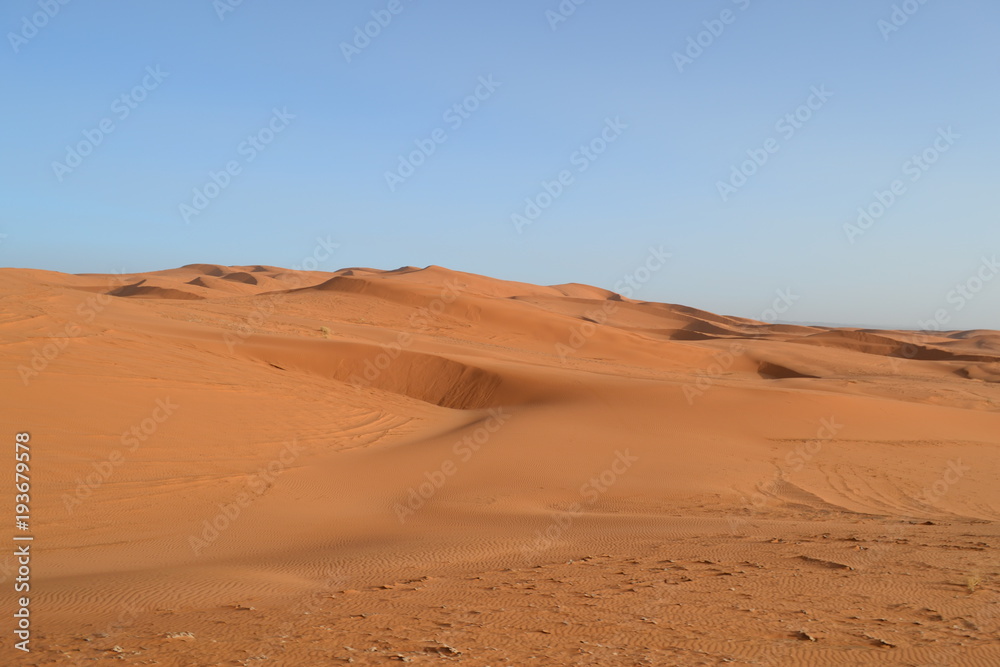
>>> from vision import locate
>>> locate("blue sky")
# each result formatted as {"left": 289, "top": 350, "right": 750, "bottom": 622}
{"left": 2, "top": 0, "right": 998, "bottom": 329}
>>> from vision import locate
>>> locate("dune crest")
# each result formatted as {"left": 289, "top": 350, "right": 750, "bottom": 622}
{"left": 2, "top": 263, "right": 998, "bottom": 665}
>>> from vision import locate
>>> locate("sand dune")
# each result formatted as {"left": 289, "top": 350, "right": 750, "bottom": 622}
{"left": 1, "top": 264, "right": 998, "bottom": 665}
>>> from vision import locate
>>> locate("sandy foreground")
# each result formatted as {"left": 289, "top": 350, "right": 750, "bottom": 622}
{"left": 1, "top": 263, "right": 998, "bottom": 666}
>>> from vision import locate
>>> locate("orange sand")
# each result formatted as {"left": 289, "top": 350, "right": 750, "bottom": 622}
{"left": 1, "top": 264, "right": 998, "bottom": 665}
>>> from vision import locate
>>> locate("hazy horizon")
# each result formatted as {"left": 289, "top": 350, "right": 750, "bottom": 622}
{"left": 3, "top": 259, "right": 993, "bottom": 333}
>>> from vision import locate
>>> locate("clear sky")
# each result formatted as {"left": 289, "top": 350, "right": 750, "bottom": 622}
{"left": 2, "top": 0, "right": 998, "bottom": 329}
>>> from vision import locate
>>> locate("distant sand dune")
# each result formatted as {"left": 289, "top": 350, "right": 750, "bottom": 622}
{"left": 1, "top": 263, "right": 997, "bottom": 665}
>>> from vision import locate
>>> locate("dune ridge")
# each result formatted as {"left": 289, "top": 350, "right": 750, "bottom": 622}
{"left": 1, "top": 263, "right": 997, "bottom": 665}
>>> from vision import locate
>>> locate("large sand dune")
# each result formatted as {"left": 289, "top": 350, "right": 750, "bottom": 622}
{"left": 2, "top": 265, "right": 998, "bottom": 665}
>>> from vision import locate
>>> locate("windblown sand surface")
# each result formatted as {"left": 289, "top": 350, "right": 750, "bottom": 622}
{"left": 2, "top": 264, "right": 998, "bottom": 666}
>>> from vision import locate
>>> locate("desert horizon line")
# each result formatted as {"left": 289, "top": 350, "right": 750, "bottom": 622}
{"left": 3, "top": 260, "right": 995, "bottom": 334}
